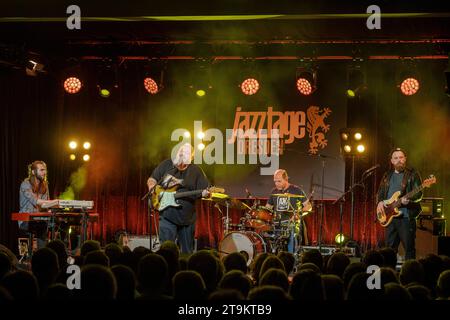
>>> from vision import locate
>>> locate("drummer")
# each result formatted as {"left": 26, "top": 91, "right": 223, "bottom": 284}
{"left": 265, "top": 169, "right": 312, "bottom": 253}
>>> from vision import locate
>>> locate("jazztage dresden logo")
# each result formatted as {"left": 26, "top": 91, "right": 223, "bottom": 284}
{"left": 169, "top": 106, "right": 332, "bottom": 175}
{"left": 307, "top": 106, "right": 332, "bottom": 154}
{"left": 230, "top": 106, "right": 332, "bottom": 154}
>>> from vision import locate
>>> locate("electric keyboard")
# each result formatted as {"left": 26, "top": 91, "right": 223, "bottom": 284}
{"left": 41, "top": 199, "right": 94, "bottom": 210}
{"left": 11, "top": 212, "right": 99, "bottom": 222}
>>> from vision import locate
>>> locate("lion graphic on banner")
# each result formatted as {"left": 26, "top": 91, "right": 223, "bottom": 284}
{"left": 307, "top": 106, "right": 332, "bottom": 154}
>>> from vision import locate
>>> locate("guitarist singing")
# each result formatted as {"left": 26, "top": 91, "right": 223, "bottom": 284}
{"left": 147, "top": 143, "right": 210, "bottom": 254}
{"left": 376, "top": 147, "right": 423, "bottom": 260}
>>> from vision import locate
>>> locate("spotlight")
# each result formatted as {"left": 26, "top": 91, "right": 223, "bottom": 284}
{"left": 189, "top": 63, "right": 212, "bottom": 97}
{"left": 69, "top": 141, "right": 77, "bottom": 150}
{"left": 397, "top": 61, "right": 420, "bottom": 96}
{"left": 144, "top": 77, "right": 159, "bottom": 94}
{"left": 400, "top": 77, "right": 420, "bottom": 96}
{"left": 335, "top": 233, "right": 346, "bottom": 244}
{"left": 240, "top": 78, "right": 260, "bottom": 95}
{"left": 97, "top": 62, "right": 118, "bottom": 98}
{"left": 198, "top": 143, "right": 205, "bottom": 151}
{"left": 183, "top": 131, "right": 191, "bottom": 138}
{"left": 143, "top": 61, "right": 165, "bottom": 95}
{"left": 69, "top": 154, "right": 76, "bottom": 161}
{"left": 356, "top": 144, "right": 365, "bottom": 153}
{"left": 196, "top": 89, "right": 206, "bottom": 97}
{"left": 99, "top": 88, "right": 111, "bottom": 98}
{"left": 83, "top": 154, "right": 90, "bottom": 162}
{"left": 346, "top": 89, "right": 356, "bottom": 98}
{"left": 25, "top": 58, "right": 45, "bottom": 77}
{"left": 343, "top": 145, "right": 352, "bottom": 153}
{"left": 64, "top": 77, "right": 82, "bottom": 94}
{"left": 340, "top": 128, "right": 367, "bottom": 156}
{"left": 296, "top": 70, "right": 317, "bottom": 96}
{"left": 83, "top": 142, "right": 91, "bottom": 150}
{"left": 346, "top": 65, "right": 367, "bottom": 98}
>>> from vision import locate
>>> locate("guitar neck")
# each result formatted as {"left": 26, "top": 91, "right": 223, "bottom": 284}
{"left": 402, "top": 183, "right": 426, "bottom": 200}
{"left": 174, "top": 190, "right": 203, "bottom": 199}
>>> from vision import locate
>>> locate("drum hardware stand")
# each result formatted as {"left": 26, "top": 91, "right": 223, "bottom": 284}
{"left": 213, "top": 201, "right": 233, "bottom": 235}
{"left": 225, "top": 201, "right": 231, "bottom": 234}
{"left": 294, "top": 200, "right": 304, "bottom": 255}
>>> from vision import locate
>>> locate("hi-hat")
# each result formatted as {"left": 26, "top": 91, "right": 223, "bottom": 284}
{"left": 271, "top": 193, "right": 305, "bottom": 198}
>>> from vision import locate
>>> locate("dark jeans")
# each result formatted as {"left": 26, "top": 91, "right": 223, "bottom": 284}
{"left": 159, "top": 216, "right": 195, "bottom": 254}
{"left": 385, "top": 218, "right": 416, "bottom": 260}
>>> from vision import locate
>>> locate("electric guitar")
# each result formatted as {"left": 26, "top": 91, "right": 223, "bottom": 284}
{"left": 151, "top": 184, "right": 225, "bottom": 212}
{"left": 376, "top": 175, "right": 436, "bottom": 227}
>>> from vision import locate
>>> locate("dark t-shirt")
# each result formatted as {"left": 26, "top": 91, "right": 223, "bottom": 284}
{"left": 387, "top": 172, "right": 408, "bottom": 219}
{"left": 151, "top": 159, "right": 209, "bottom": 225}
{"left": 268, "top": 184, "right": 307, "bottom": 221}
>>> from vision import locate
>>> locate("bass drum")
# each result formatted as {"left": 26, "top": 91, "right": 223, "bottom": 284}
{"left": 219, "top": 231, "right": 269, "bottom": 266}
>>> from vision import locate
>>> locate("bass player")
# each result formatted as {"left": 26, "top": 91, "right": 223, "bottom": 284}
{"left": 376, "top": 148, "right": 423, "bottom": 260}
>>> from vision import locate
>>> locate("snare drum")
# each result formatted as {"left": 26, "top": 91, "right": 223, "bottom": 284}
{"left": 219, "top": 231, "right": 269, "bottom": 266}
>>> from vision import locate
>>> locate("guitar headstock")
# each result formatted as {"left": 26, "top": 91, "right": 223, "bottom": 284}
{"left": 423, "top": 175, "right": 437, "bottom": 188}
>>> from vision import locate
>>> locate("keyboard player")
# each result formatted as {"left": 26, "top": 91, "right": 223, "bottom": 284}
{"left": 18, "top": 161, "right": 58, "bottom": 250}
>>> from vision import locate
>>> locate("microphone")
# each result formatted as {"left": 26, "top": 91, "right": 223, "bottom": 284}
{"left": 363, "top": 164, "right": 380, "bottom": 176}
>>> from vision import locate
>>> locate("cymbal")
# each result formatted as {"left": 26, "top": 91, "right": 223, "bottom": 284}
{"left": 204, "top": 196, "right": 251, "bottom": 210}
{"left": 271, "top": 193, "right": 305, "bottom": 198}
{"left": 217, "top": 198, "right": 252, "bottom": 210}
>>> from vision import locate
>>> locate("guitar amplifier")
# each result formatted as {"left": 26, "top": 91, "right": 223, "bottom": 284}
{"left": 399, "top": 217, "right": 447, "bottom": 259}
{"left": 421, "top": 197, "right": 444, "bottom": 218}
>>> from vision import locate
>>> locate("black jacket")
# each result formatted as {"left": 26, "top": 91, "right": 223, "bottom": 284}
{"left": 377, "top": 167, "right": 423, "bottom": 219}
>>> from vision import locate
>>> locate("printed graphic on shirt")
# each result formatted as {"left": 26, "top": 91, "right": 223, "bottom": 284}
{"left": 276, "top": 196, "right": 291, "bottom": 211}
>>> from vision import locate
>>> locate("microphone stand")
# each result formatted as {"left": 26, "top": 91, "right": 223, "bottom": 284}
{"left": 315, "top": 153, "right": 340, "bottom": 251}
{"left": 332, "top": 187, "right": 354, "bottom": 250}
{"left": 142, "top": 189, "right": 155, "bottom": 252}
{"left": 332, "top": 168, "right": 374, "bottom": 250}
{"left": 141, "top": 166, "right": 177, "bottom": 252}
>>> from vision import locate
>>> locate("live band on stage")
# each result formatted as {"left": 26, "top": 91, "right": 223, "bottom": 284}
{"left": 14, "top": 146, "right": 438, "bottom": 264}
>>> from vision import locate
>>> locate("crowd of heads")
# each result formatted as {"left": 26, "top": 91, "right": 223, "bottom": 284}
{"left": 1, "top": 239, "right": 450, "bottom": 302}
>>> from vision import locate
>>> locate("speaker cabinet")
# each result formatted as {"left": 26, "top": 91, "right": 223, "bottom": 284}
{"left": 421, "top": 197, "right": 444, "bottom": 218}
{"left": 438, "top": 236, "right": 450, "bottom": 257}
{"left": 398, "top": 218, "right": 447, "bottom": 259}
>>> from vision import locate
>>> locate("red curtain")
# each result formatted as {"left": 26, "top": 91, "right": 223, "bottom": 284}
{"left": 89, "top": 197, "right": 385, "bottom": 251}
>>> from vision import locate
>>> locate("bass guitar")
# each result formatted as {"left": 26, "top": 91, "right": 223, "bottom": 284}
{"left": 376, "top": 175, "right": 436, "bottom": 227}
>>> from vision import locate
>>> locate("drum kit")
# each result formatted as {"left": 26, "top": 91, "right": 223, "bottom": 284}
{"left": 206, "top": 192, "right": 310, "bottom": 266}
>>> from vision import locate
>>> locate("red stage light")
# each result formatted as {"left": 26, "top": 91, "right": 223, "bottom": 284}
{"left": 144, "top": 77, "right": 159, "bottom": 94}
{"left": 63, "top": 77, "right": 82, "bottom": 94}
{"left": 240, "top": 78, "right": 260, "bottom": 95}
{"left": 296, "top": 78, "right": 313, "bottom": 95}
{"left": 400, "top": 78, "right": 420, "bottom": 96}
